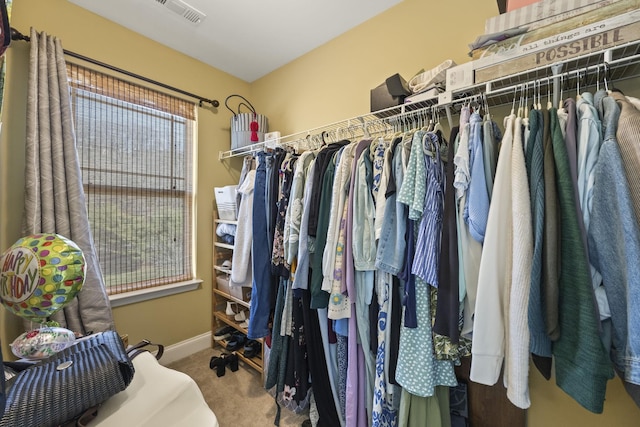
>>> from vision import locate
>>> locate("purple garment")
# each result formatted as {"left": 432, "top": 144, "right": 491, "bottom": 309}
{"left": 346, "top": 140, "right": 370, "bottom": 427}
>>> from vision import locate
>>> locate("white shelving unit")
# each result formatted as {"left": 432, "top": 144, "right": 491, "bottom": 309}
{"left": 218, "top": 39, "right": 640, "bottom": 160}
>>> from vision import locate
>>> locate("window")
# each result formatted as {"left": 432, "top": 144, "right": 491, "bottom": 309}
{"left": 67, "top": 63, "right": 196, "bottom": 295}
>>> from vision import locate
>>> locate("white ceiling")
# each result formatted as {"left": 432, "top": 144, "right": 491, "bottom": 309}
{"left": 68, "top": 0, "right": 403, "bottom": 82}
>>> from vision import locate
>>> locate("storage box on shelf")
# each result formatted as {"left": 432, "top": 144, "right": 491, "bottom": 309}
{"left": 211, "top": 208, "right": 264, "bottom": 378}
{"left": 471, "top": 0, "right": 640, "bottom": 83}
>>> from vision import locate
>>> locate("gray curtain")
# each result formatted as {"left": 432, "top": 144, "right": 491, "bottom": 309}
{"left": 21, "top": 28, "right": 114, "bottom": 334}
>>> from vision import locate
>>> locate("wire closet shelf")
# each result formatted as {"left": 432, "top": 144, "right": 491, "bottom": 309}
{"left": 219, "top": 39, "right": 640, "bottom": 160}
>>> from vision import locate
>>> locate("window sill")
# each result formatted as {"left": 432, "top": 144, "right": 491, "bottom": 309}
{"left": 109, "top": 279, "right": 203, "bottom": 308}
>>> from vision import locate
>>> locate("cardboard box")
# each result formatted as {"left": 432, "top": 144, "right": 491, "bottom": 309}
{"left": 214, "top": 185, "right": 237, "bottom": 221}
{"left": 216, "top": 273, "right": 247, "bottom": 301}
{"left": 446, "top": 62, "right": 476, "bottom": 92}
{"left": 507, "top": 0, "right": 540, "bottom": 12}
{"left": 475, "top": 0, "right": 638, "bottom": 61}
{"left": 486, "top": 0, "right": 617, "bottom": 34}
{"left": 475, "top": 19, "right": 640, "bottom": 83}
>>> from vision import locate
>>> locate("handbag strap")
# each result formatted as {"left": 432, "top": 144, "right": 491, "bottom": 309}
{"left": 225, "top": 94, "right": 257, "bottom": 116}
{"left": 127, "top": 339, "right": 165, "bottom": 360}
{"left": 57, "top": 404, "right": 100, "bottom": 427}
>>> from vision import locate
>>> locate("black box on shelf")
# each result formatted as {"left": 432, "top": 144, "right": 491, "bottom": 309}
{"left": 370, "top": 73, "right": 411, "bottom": 112}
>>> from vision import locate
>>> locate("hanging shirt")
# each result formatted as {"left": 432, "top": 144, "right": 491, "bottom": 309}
{"left": 525, "top": 110, "right": 552, "bottom": 360}
{"left": 397, "top": 131, "right": 427, "bottom": 221}
{"left": 412, "top": 132, "right": 445, "bottom": 287}
{"left": 292, "top": 160, "right": 317, "bottom": 291}
{"left": 482, "top": 115, "right": 501, "bottom": 200}
{"left": 550, "top": 107, "right": 613, "bottom": 414}
{"left": 434, "top": 126, "right": 461, "bottom": 343}
{"left": 284, "top": 151, "right": 316, "bottom": 268}
{"left": 610, "top": 92, "right": 640, "bottom": 228}
{"left": 576, "top": 92, "right": 603, "bottom": 235}
{"left": 541, "top": 109, "right": 560, "bottom": 343}
{"left": 466, "top": 112, "right": 490, "bottom": 243}
{"left": 323, "top": 143, "right": 357, "bottom": 294}
{"left": 374, "top": 138, "right": 393, "bottom": 242}
{"left": 589, "top": 105, "right": 640, "bottom": 394}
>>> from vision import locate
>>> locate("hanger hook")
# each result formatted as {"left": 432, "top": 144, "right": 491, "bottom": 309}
{"left": 603, "top": 62, "right": 610, "bottom": 92}
{"left": 559, "top": 74, "right": 564, "bottom": 108}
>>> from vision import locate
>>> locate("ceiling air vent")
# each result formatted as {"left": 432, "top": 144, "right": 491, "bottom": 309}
{"left": 153, "top": 0, "right": 206, "bottom": 25}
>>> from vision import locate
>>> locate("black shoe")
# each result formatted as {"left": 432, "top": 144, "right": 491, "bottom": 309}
{"left": 243, "top": 340, "right": 262, "bottom": 358}
{"left": 226, "top": 332, "right": 247, "bottom": 351}
{"left": 209, "top": 354, "right": 227, "bottom": 377}
{"left": 214, "top": 325, "right": 235, "bottom": 341}
{"left": 226, "top": 352, "right": 239, "bottom": 372}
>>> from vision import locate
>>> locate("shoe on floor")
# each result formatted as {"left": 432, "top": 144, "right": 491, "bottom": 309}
{"left": 209, "top": 354, "right": 227, "bottom": 377}
{"left": 243, "top": 340, "right": 262, "bottom": 358}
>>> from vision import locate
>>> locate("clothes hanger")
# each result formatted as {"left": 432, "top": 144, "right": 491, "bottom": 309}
{"left": 546, "top": 77, "right": 553, "bottom": 110}
{"left": 517, "top": 84, "right": 524, "bottom": 118}
{"left": 432, "top": 107, "right": 444, "bottom": 135}
{"left": 483, "top": 92, "right": 491, "bottom": 121}
{"left": 422, "top": 131, "right": 434, "bottom": 158}
{"left": 558, "top": 73, "right": 565, "bottom": 109}
{"left": 321, "top": 130, "right": 329, "bottom": 146}
{"left": 603, "top": 62, "right": 612, "bottom": 93}
{"left": 510, "top": 85, "right": 518, "bottom": 116}
{"left": 523, "top": 82, "right": 529, "bottom": 118}
{"left": 576, "top": 69, "right": 583, "bottom": 100}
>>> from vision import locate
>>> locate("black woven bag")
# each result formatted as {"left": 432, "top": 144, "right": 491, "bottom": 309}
{"left": 0, "top": 330, "right": 134, "bottom": 427}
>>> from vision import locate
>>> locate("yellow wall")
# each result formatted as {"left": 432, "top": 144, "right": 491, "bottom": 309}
{"left": 250, "top": 0, "right": 640, "bottom": 426}
{"left": 251, "top": 0, "right": 497, "bottom": 135}
{"left": 1, "top": 0, "right": 248, "bottom": 349}
{"left": 2, "top": 0, "right": 639, "bottom": 426}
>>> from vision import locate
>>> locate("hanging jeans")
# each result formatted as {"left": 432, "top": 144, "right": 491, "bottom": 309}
{"left": 249, "top": 152, "right": 273, "bottom": 340}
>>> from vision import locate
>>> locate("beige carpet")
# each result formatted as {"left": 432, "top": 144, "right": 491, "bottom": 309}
{"left": 167, "top": 348, "right": 310, "bottom": 427}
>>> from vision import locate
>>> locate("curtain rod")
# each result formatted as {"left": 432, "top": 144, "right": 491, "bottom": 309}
{"left": 10, "top": 28, "right": 220, "bottom": 108}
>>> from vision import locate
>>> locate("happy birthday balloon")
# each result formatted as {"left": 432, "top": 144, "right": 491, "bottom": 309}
{"left": 0, "top": 234, "right": 85, "bottom": 321}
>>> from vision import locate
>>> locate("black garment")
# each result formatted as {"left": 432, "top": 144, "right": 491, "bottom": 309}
{"left": 307, "top": 141, "right": 350, "bottom": 237}
{"left": 310, "top": 150, "right": 340, "bottom": 309}
{"left": 434, "top": 127, "right": 460, "bottom": 342}
{"left": 300, "top": 289, "right": 341, "bottom": 427}
{"left": 286, "top": 293, "right": 311, "bottom": 405}
{"left": 265, "top": 278, "right": 290, "bottom": 426}
{"left": 384, "top": 137, "right": 403, "bottom": 198}
{"left": 385, "top": 136, "right": 405, "bottom": 386}
{"left": 369, "top": 284, "right": 379, "bottom": 355}
{"left": 267, "top": 149, "right": 287, "bottom": 252}
{"left": 265, "top": 149, "right": 287, "bottom": 312}
{"left": 388, "top": 275, "right": 402, "bottom": 385}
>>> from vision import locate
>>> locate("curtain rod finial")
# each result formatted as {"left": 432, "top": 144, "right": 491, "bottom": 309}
{"left": 10, "top": 27, "right": 29, "bottom": 42}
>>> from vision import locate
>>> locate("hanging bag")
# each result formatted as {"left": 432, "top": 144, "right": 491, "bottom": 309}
{"left": 225, "top": 94, "right": 268, "bottom": 150}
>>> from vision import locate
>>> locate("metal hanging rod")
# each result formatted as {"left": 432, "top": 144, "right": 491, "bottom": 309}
{"left": 10, "top": 27, "right": 220, "bottom": 108}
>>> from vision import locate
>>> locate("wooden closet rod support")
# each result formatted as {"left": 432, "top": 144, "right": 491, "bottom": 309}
{"left": 10, "top": 28, "right": 220, "bottom": 109}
